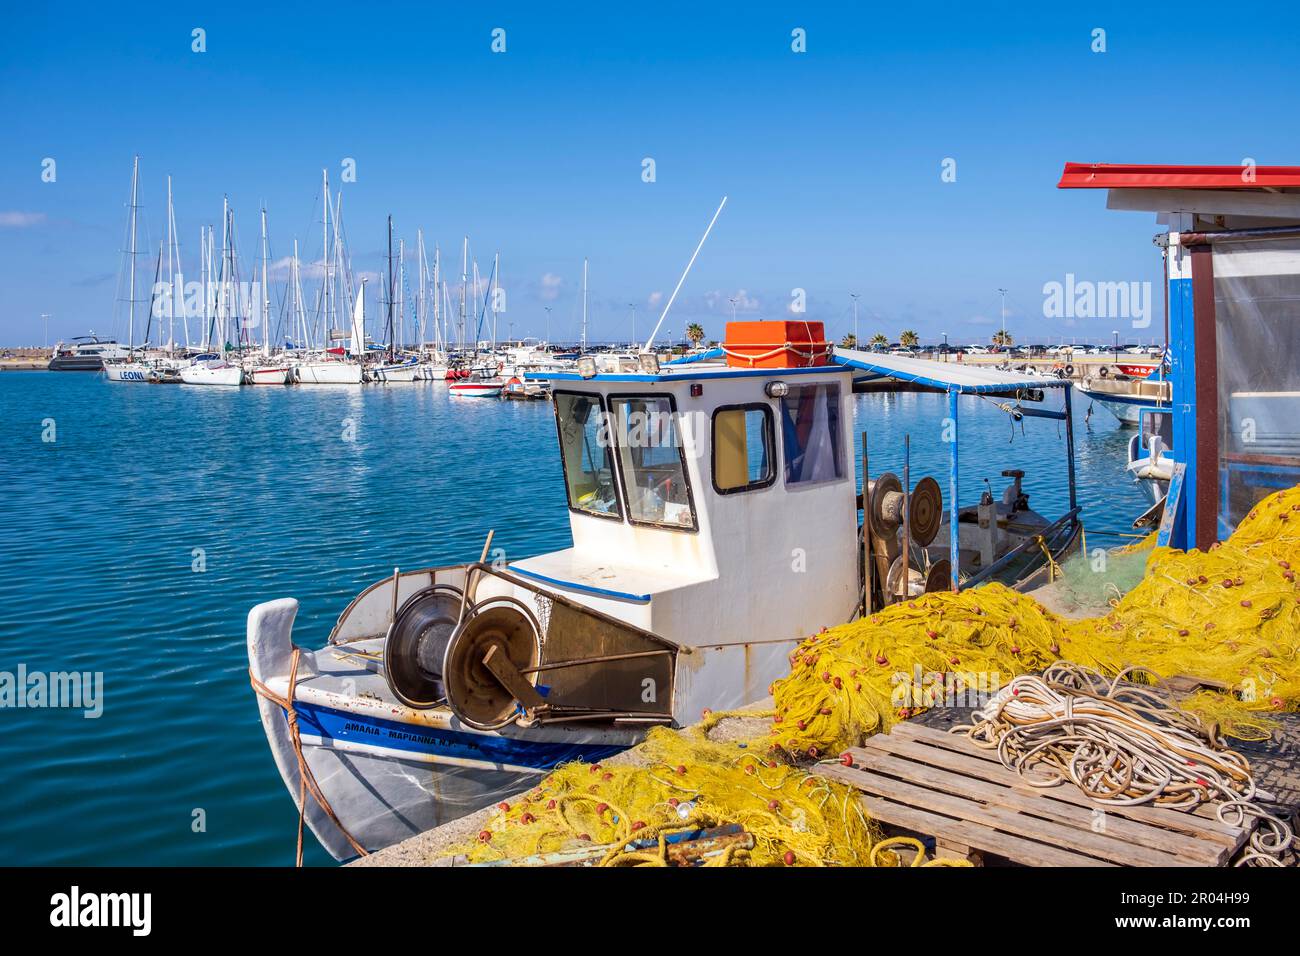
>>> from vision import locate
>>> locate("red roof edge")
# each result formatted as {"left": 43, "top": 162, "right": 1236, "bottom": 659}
{"left": 1058, "top": 162, "right": 1300, "bottom": 190}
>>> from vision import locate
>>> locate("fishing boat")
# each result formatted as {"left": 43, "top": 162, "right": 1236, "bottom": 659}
{"left": 180, "top": 354, "right": 244, "bottom": 386}
{"left": 1077, "top": 364, "right": 1172, "bottom": 426}
{"left": 248, "top": 315, "right": 1086, "bottom": 860}
{"left": 1126, "top": 408, "right": 1176, "bottom": 506}
{"left": 47, "top": 335, "right": 130, "bottom": 371}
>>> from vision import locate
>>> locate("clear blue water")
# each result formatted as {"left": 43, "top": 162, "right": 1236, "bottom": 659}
{"left": 0, "top": 371, "right": 1147, "bottom": 865}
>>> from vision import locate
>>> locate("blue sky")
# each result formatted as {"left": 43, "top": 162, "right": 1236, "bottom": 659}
{"left": 2, "top": 2, "right": 1297, "bottom": 347}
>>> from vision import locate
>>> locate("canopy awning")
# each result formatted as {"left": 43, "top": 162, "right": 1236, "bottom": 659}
{"left": 833, "top": 347, "right": 1069, "bottom": 394}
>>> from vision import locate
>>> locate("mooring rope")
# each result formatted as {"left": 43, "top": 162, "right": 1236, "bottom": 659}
{"left": 249, "top": 647, "right": 370, "bottom": 865}
{"left": 956, "top": 663, "right": 1294, "bottom": 865}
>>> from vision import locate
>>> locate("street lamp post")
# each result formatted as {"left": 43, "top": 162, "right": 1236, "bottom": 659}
{"left": 997, "top": 288, "right": 1008, "bottom": 347}
{"left": 544, "top": 306, "right": 552, "bottom": 346}
{"left": 728, "top": 297, "right": 737, "bottom": 322}
{"left": 41, "top": 313, "right": 50, "bottom": 349}
{"left": 628, "top": 303, "right": 636, "bottom": 349}
{"left": 942, "top": 330, "right": 948, "bottom": 362}
{"left": 850, "top": 292, "right": 860, "bottom": 346}
{"left": 1112, "top": 329, "right": 1119, "bottom": 361}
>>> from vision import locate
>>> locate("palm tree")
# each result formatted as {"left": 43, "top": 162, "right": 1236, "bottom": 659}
{"left": 869, "top": 332, "right": 888, "bottom": 351}
{"left": 840, "top": 332, "right": 857, "bottom": 349}
{"left": 686, "top": 323, "right": 705, "bottom": 348}
{"left": 899, "top": 329, "right": 919, "bottom": 348}
{"left": 992, "top": 329, "right": 1014, "bottom": 348}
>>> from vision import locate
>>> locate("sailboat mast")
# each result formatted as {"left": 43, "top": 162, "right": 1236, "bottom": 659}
{"left": 322, "top": 169, "right": 331, "bottom": 335}
{"left": 581, "top": 257, "right": 588, "bottom": 353}
{"left": 261, "top": 207, "right": 271, "bottom": 358}
{"left": 460, "top": 237, "right": 468, "bottom": 356}
{"left": 416, "top": 229, "right": 426, "bottom": 352}
{"left": 127, "top": 155, "right": 140, "bottom": 353}
{"left": 492, "top": 251, "right": 500, "bottom": 350}
{"left": 433, "top": 244, "right": 441, "bottom": 353}
{"left": 165, "top": 175, "right": 174, "bottom": 352}
{"left": 386, "top": 215, "right": 394, "bottom": 361}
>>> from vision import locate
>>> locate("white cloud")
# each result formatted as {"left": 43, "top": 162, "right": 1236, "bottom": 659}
{"left": 538, "top": 272, "right": 563, "bottom": 301}
{"left": 0, "top": 211, "right": 46, "bottom": 227}
{"left": 647, "top": 291, "right": 663, "bottom": 307}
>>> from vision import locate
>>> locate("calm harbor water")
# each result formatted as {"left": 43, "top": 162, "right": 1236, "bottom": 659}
{"left": 0, "top": 370, "right": 1147, "bottom": 865}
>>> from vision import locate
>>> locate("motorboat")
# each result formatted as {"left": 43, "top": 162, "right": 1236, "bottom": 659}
{"left": 48, "top": 335, "right": 129, "bottom": 371}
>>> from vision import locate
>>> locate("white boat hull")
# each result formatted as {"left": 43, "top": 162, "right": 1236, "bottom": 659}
{"left": 104, "top": 363, "right": 151, "bottom": 383}
{"left": 248, "top": 366, "right": 292, "bottom": 385}
{"left": 180, "top": 362, "right": 244, "bottom": 386}
{"left": 296, "top": 362, "right": 365, "bottom": 385}
{"left": 374, "top": 362, "right": 421, "bottom": 383}
{"left": 449, "top": 381, "right": 504, "bottom": 398}
{"left": 248, "top": 598, "right": 634, "bottom": 861}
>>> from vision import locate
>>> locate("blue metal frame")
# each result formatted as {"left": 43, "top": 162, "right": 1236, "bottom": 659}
{"left": 1167, "top": 273, "right": 1196, "bottom": 549}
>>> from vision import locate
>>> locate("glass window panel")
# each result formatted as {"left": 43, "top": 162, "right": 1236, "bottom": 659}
{"left": 609, "top": 396, "right": 697, "bottom": 530}
{"left": 554, "top": 392, "right": 621, "bottom": 518}
{"left": 779, "top": 383, "right": 845, "bottom": 485}
{"left": 713, "top": 406, "right": 774, "bottom": 493}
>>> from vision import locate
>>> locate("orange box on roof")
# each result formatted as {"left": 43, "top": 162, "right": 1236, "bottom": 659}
{"left": 723, "top": 320, "right": 832, "bottom": 369}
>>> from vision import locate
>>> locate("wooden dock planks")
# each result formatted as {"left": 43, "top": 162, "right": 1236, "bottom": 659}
{"left": 818, "top": 722, "right": 1249, "bottom": 867}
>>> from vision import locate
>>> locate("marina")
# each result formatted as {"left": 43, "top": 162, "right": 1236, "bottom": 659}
{"left": 5, "top": 9, "right": 1300, "bottom": 939}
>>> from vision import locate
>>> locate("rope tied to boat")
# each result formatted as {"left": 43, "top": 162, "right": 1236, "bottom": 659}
{"left": 249, "top": 647, "right": 369, "bottom": 865}
{"left": 956, "top": 663, "right": 1295, "bottom": 865}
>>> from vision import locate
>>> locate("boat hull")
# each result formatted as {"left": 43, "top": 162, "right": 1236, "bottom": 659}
{"left": 247, "top": 598, "right": 631, "bottom": 861}
{"left": 296, "top": 362, "right": 365, "bottom": 385}
{"left": 180, "top": 362, "right": 244, "bottom": 386}
{"left": 248, "top": 366, "right": 292, "bottom": 385}
{"left": 449, "top": 382, "right": 504, "bottom": 398}
{"left": 103, "top": 363, "right": 151, "bottom": 383}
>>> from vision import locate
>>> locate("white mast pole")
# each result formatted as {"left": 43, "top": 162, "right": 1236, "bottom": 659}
{"left": 643, "top": 195, "right": 727, "bottom": 353}
{"left": 127, "top": 155, "right": 139, "bottom": 354}
{"left": 416, "top": 230, "right": 426, "bottom": 352}
{"left": 261, "top": 206, "right": 271, "bottom": 358}
{"left": 432, "top": 243, "right": 441, "bottom": 353}
{"left": 492, "top": 251, "right": 500, "bottom": 350}
{"left": 581, "top": 257, "right": 588, "bottom": 353}
{"left": 460, "top": 237, "right": 468, "bottom": 355}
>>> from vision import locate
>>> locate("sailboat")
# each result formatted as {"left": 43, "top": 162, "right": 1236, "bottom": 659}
{"left": 245, "top": 208, "right": 292, "bottom": 385}
{"left": 296, "top": 171, "right": 366, "bottom": 385}
{"left": 181, "top": 198, "right": 245, "bottom": 386}
{"left": 372, "top": 218, "right": 422, "bottom": 383}
{"left": 104, "top": 156, "right": 152, "bottom": 383}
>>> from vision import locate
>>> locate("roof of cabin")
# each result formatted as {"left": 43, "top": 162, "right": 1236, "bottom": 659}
{"left": 528, "top": 362, "right": 848, "bottom": 384}
{"left": 1059, "top": 162, "right": 1300, "bottom": 191}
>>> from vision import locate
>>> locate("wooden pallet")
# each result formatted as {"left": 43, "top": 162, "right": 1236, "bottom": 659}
{"left": 818, "top": 722, "right": 1249, "bottom": 867}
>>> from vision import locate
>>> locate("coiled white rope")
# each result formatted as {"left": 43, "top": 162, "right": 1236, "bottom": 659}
{"left": 956, "top": 663, "right": 1295, "bottom": 866}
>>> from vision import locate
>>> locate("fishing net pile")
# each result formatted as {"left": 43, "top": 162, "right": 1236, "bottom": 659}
{"left": 459, "top": 719, "right": 963, "bottom": 867}
{"left": 770, "top": 484, "right": 1300, "bottom": 758}
{"left": 456, "top": 486, "right": 1298, "bottom": 866}
{"left": 1060, "top": 484, "right": 1300, "bottom": 739}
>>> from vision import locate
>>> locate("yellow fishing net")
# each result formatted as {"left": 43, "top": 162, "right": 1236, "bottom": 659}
{"left": 460, "top": 718, "right": 970, "bottom": 867}
{"left": 770, "top": 484, "right": 1300, "bottom": 756}
{"left": 456, "top": 485, "right": 1299, "bottom": 866}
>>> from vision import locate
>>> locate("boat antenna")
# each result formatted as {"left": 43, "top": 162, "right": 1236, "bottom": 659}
{"left": 642, "top": 195, "right": 727, "bottom": 353}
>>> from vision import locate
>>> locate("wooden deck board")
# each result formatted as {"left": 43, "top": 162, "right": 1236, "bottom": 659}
{"left": 821, "top": 722, "right": 1248, "bottom": 867}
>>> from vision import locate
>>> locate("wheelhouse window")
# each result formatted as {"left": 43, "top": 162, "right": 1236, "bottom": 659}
{"left": 554, "top": 392, "right": 621, "bottom": 519}
{"left": 712, "top": 404, "right": 775, "bottom": 494}
{"left": 608, "top": 395, "right": 697, "bottom": 530}
{"left": 779, "top": 383, "right": 845, "bottom": 485}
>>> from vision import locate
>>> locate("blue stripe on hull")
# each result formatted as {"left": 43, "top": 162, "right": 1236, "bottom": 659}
{"left": 292, "top": 701, "right": 628, "bottom": 769}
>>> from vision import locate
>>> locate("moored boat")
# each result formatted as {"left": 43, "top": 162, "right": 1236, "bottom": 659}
{"left": 248, "top": 318, "right": 1087, "bottom": 861}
